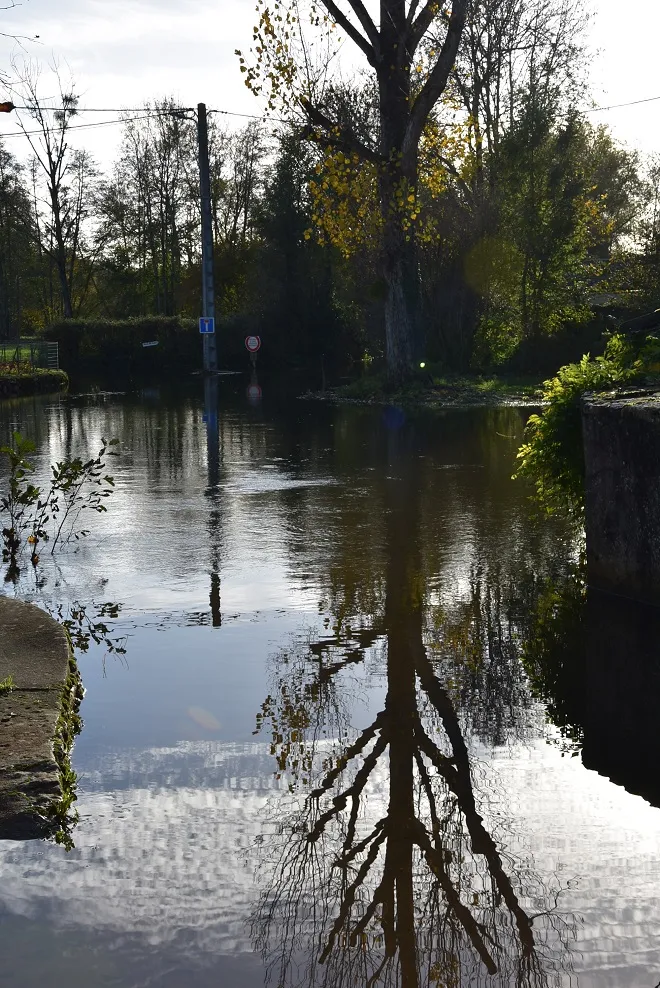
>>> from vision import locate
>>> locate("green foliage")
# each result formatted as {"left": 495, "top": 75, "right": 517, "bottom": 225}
{"left": 0, "top": 366, "right": 67, "bottom": 385}
{"left": 47, "top": 652, "right": 85, "bottom": 850}
{"left": 514, "top": 334, "right": 640, "bottom": 515}
{"left": 487, "top": 104, "right": 598, "bottom": 350}
{"left": 1, "top": 432, "right": 41, "bottom": 571}
{"left": 0, "top": 674, "right": 14, "bottom": 695}
{"left": 0, "top": 431, "right": 118, "bottom": 577}
{"left": 44, "top": 316, "right": 200, "bottom": 368}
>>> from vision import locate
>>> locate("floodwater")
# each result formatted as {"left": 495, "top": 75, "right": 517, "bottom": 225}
{"left": 1, "top": 378, "right": 660, "bottom": 988}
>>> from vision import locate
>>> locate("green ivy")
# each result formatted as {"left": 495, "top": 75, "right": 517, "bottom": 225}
{"left": 514, "top": 334, "right": 641, "bottom": 516}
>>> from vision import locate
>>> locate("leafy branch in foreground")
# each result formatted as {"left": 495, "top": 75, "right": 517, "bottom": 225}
{"left": 0, "top": 431, "right": 119, "bottom": 577}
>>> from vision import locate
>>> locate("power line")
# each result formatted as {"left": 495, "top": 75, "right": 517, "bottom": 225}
{"left": 585, "top": 95, "right": 660, "bottom": 113}
{"left": 3, "top": 87, "right": 660, "bottom": 122}
{"left": 210, "top": 108, "right": 288, "bottom": 123}
{"left": 10, "top": 104, "right": 195, "bottom": 114}
{"left": 1, "top": 113, "right": 152, "bottom": 137}
{"left": 7, "top": 103, "right": 285, "bottom": 122}
{"left": 0, "top": 104, "right": 289, "bottom": 139}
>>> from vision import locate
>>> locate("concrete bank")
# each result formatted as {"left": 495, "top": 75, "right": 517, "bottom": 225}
{"left": 0, "top": 597, "right": 81, "bottom": 840}
{"left": 582, "top": 391, "right": 660, "bottom": 605}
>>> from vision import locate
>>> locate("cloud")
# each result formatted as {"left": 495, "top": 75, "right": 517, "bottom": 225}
{"left": 0, "top": 0, "right": 263, "bottom": 165}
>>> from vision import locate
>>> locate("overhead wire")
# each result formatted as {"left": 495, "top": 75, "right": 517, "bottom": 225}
{"left": 9, "top": 105, "right": 196, "bottom": 113}
{"left": 0, "top": 90, "right": 655, "bottom": 141}
{"left": 0, "top": 103, "right": 289, "bottom": 138}
{"left": 585, "top": 94, "right": 660, "bottom": 113}
{"left": 7, "top": 103, "right": 287, "bottom": 121}
{"left": 1, "top": 113, "right": 152, "bottom": 137}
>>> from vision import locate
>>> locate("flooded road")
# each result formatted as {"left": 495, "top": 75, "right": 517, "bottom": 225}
{"left": 1, "top": 380, "right": 659, "bottom": 987}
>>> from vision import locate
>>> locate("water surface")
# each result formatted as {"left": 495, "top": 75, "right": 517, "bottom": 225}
{"left": 0, "top": 380, "right": 659, "bottom": 988}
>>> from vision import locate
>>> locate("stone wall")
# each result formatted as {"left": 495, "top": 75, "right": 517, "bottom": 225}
{"left": 582, "top": 589, "right": 660, "bottom": 806}
{"left": 582, "top": 391, "right": 660, "bottom": 604}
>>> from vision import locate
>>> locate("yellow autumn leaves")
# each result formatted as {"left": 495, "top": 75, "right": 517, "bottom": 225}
{"left": 304, "top": 114, "right": 474, "bottom": 256}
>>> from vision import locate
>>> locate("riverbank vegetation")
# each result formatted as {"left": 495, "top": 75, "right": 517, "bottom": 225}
{"left": 0, "top": 1, "right": 658, "bottom": 384}
{"left": 0, "top": 430, "right": 118, "bottom": 579}
{"left": 515, "top": 332, "right": 660, "bottom": 515}
{"left": 0, "top": 366, "right": 68, "bottom": 396}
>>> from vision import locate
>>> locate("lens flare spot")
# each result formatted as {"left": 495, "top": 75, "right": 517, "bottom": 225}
{"left": 187, "top": 706, "right": 221, "bottom": 731}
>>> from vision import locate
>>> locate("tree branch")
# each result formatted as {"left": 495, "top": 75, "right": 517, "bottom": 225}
{"left": 407, "top": 0, "right": 442, "bottom": 56}
{"left": 345, "top": 0, "right": 382, "bottom": 56}
{"left": 414, "top": 819, "right": 498, "bottom": 974}
{"left": 406, "top": 0, "right": 422, "bottom": 30}
{"left": 404, "top": 0, "right": 468, "bottom": 165}
{"left": 308, "top": 710, "right": 386, "bottom": 802}
{"left": 317, "top": 0, "right": 380, "bottom": 66}
{"left": 300, "top": 98, "right": 383, "bottom": 164}
{"left": 320, "top": 824, "right": 388, "bottom": 962}
{"left": 308, "top": 730, "right": 389, "bottom": 841}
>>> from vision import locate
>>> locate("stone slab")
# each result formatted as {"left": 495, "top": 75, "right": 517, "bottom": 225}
{"left": 0, "top": 597, "right": 72, "bottom": 839}
{"left": 0, "top": 597, "right": 70, "bottom": 689}
{"left": 582, "top": 391, "right": 660, "bottom": 604}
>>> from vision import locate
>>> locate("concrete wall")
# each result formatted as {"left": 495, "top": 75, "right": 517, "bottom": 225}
{"left": 582, "top": 589, "right": 660, "bottom": 806}
{"left": 582, "top": 392, "right": 660, "bottom": 604}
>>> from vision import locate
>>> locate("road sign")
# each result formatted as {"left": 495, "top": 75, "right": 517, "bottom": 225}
{"left": 245, "top": 335, "right": 261, "bottom": 353}
{"left": 199, "top": 317, "right": 215, "bottom": 334}
{"left": 246, "top": 383, "right": 262, "bottom": 400}
{"left": 142, "top": 340, "right": 159, "bottom": 348}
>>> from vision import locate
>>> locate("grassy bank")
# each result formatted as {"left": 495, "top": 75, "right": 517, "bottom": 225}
{"left": 0, "top": 367, "right": 68, "bottom": 397}
{"left": 305, "top": 371, "right": 544, "bottom": 407}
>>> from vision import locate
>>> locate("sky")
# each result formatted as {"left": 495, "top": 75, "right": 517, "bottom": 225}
{"left": 0, "top": 0, "right": 658, "bottom": 169}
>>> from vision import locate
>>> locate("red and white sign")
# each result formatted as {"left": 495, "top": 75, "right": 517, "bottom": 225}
{"left": 245, "top": 335, "right": 261, "bottom": 353}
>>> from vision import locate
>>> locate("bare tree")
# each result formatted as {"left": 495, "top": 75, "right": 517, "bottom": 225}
{"left": 12, "top": 62, "right": 98, "bottom": 319}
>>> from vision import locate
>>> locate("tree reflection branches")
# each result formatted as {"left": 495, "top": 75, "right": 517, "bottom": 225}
{"left": 253, "top": 422, "right": 577, "bottom": 987}
{"left": 254, "top": 598, "right": 574, "bottom": 985}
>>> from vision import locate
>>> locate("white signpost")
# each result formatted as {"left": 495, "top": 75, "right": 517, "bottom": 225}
{"left": 245, "top": 335, "right": 261, "bottom": 352}
{"left": 199, "top": 317, "right": 215, "bottom": 335}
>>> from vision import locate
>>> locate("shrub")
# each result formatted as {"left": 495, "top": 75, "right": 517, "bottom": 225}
{"left": 43, "top": 316, "right": 200, "bottom": 370}
{"left": 0, "top": 431, "right": 118, "bottom": 578}
{"left": 514, "top": 334, "right": 641, "bottom": 515}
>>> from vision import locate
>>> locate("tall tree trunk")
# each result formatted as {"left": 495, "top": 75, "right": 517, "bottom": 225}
{"left": 52, "top": 209, "right": 74, "bottom": 319}
{"left": 379, "top": 51, "right": 422, "bottom": 383}
{"left": 382, "top": 212, "right": 421, "bottom": 381}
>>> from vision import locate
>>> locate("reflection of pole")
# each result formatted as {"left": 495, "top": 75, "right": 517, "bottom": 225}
{"left": 204, "top": 374, "right": 221, "bottom": 626}
{"left": 246, "top": 354, "right": 262, "bottom": 403}
{"left": 198, "top": 102, "right": 218, "bottom": 374}
{"left": 210, "top": 572, "right": 221, "bottom": 628}
{"left": 204, "top": 375, "right": 219, "bottom": 485}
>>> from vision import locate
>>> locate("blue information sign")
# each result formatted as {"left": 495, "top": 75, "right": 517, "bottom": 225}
{"left": 199, "top": 317, "right": 215, "bottom": 334}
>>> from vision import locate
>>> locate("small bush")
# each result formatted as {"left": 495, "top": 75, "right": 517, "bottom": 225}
{"left": 514, "top": 334, "right": 641, "bottom": 515}
{"left": 0, "top": 675, "right": 14, "bottom": 695}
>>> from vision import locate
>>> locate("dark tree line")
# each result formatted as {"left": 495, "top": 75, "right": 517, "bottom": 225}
{"left": 0, "top": 25, "right": 655, "bottom": 375}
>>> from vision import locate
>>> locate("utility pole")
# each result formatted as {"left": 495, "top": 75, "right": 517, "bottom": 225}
{"left": 199, "top": 102, "right": 220, "bottom": 616}
{"left": 198, "top": 102, "right": 218, "bottom": 373}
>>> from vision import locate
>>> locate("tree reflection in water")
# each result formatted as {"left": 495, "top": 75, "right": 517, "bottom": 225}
{"left": 253, "top": 423, "right": 575, "bottom": 988}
